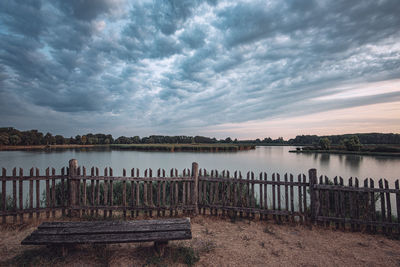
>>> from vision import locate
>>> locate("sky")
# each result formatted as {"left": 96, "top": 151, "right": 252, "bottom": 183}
{"left": 0, "top": 0, "right": 400, "bottom": 140}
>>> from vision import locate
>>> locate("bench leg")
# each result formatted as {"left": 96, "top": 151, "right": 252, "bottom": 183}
{"left": 154, "top": 241, "right": 168, "bottom": 256}
{"left": 47, "top": 244, "right": 69, "bottom": 257}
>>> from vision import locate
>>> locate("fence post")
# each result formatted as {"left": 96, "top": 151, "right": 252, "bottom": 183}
{"left": 309, "top": 168, "right": 318, "bottom": 224}
{"left": 192, "top": 162, "right": 199, "bottom": 215}
{"left": 68, "top": 159, "right": 79, "bottom": 217}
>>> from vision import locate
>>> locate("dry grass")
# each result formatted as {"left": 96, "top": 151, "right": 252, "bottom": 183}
{"left": 1, "top": 215, "right": 400, "bottom": 266}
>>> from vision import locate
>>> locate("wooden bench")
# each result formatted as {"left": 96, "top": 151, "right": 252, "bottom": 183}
{"left": 21, "top": 218, "right": 191, "bottom": 256}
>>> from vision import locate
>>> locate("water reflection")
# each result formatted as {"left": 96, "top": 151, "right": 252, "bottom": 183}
{"left": 344, "top": 155, "right": 362, "bottom": 171}
{"left": 319, "top": 154, "right": 330, "bottom": 166}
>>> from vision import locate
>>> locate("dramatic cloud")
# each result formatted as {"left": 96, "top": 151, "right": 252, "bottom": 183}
{"left": 1, "top": 0, "right": 399, "bottom": 138}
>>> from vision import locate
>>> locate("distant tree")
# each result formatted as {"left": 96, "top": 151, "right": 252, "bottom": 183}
{"left": 81, "top": 135, "right": 87, "bottom": 145}
{"left": 342, "top": 136, "right": 361, "bottom": 151}
{"left": 319, "top": 137, "right": 331, "bottom": 150}
{"left": 225, "top": 137, "right": 232, "bottom": 143}
{"left": 0, "top": 134, "right": 9, "bottom": 145}
{"left": 9, "top": 135, "right": 21, "bottom": 145}
{"left": 55, "top": 135, "right": 65, "bottom": 145}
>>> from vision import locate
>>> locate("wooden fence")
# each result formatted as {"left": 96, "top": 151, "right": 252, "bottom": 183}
{"left": 1, "top": 159, "right": 399, "bottom": 235}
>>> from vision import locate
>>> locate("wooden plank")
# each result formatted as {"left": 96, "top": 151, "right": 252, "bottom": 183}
{"left": 35, "top": 223, "right": 190, "bottom": 236}
{"left": 45, "top": 168, "right": 50, "bottom": 219}
{"left": 18, "top": 168, "right": 23, "bottom": 222}
{"left": 91, "top": 167, "right": 95, "bottom": 217}
{"left": 169, "top": 169, "right": 174, "bottom": 216}
{"left": 290, "top": 174, "right": 294, "bottom": 222}
{"left": 277, "top": 173, "right": 282, "bottom": 223}
{"left": 110, "top": 168, "right": 114, "bottom": 218}
{"left": 355, "top": 178, "right": 360, "bottom": 231}
{"left": 52, "top": 168, "right": 56, "bottom": 218}
{"left": 363, "top": 178, "right": 370, "bottom": 233}
{"left": 123, "top": 169, "right": 127, "bottom": 219}
{"left": 96, "top": 168, "right": 100, "bottom": 216}
{"left": 12, "top": 168, "right": 17, "bottom": 223}
{"left": 61, "top": 167, "right": 65, "bottom": 216}
{"left": 272, "top": 173, "right": 276, "bottom": 222}
{"left": 324, "top": 176, "right": 330, "bottom": 228}
{"left": 302, "top": 174, "right": 307, "bottom": 223}
{"left": 318, "top": 175, "right": 323, "bottom": 226}
{"left": 149, "top": 169, "right": 153, "bottom": 217}
{"left": 22, "top": 230, "right": 191, "bottom": 245}
{"left": 298, "top": 174, "right": 302, "bottom": 223}
{"left": 162, "top": 177, "right": 166, "bottom": 217}
{"left": 239, "top": 172, "right": 243, "bottom": 218}
{"left": 370, "top": 179, "right": 377, "bottom": 233}
{"left": 40, "top": 218, "right": 190, "bottom": 228}
{"left": 233, "top": 171, "right": 238, "bottom": 218}
{"left": 259, "top": 172, "right": 263, "bottom": 220}
{"left": 379, "top": 179, "right": 386, "bottom": 234}
{"left": 264, "top": 173, "right": 268, "bottom": 221}
{"left": 103, "top": 168, "right": 108, "bottom": 219}
{"left": 333, "top": 177, "right": 339, "bottom": 229}
{"left": 2, "top": 168, "right": 6, "bottom": 223}
{"left": 385, "top": 179, "right": 392, "bottom": 235}
{"left": 157, "top": 169, "right": 161, "bottom": 217}
{"left": 349, "top": 177, "right": 354, "bottom": 231}
{"left": 175, "top": 169, "right": 179, "bottom": 216}
{"left": 82, "top": 167, "right": 87, "bottom": 216}
{"left": 214, "top": 170, "right": 219, "bottom": 216}
{"left": 245, "top": 172, "right": 250, "bottom": 218}
{"left": 340, "top": 177, "right": 345, "bottom": 229}
{"left": 395, "top": 180, "right": 400, "bottom": 235}
{"left": 143, "top": 169, "right": 148, "bottom": 216}
{"left": 251, "top": 172, "right": 255, "bottom": 219}
{"left": 284, "top": 173, "right": 289, "bottom": 222}
{"left": 29, "top": 168, "right": 34, "bottom": 219}
{"left": 34, "top": 224, "right": 191, "bottom": 237}
{"left": 136, "top": 170, "right": 140, "bottom": 217}
{"left": 36, "top": 168, "right": 40, "bottom": 219}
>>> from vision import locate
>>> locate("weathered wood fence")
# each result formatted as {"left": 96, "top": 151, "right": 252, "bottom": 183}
{"left": 1, "top": 159, "right": 399, "bottom": 235}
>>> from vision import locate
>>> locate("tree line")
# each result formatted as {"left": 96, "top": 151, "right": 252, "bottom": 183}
{"left": 0, "top": 127, "right": 399, "bottom": 146}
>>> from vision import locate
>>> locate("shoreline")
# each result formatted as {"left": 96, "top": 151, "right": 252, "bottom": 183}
{"left": 289, "top": 149, "right": 400, "bottom": 157}
{"left": 0, "top": 144, "right": 99, "bottom": 151}
{"left": 0, "top": 144, "right": 256, "bottom": 152}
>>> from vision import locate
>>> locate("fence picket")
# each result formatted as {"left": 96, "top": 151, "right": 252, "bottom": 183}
{"left": 370, "top": 179, "right": 377, "bottom": 233}
{"left": 264, "top": 173, "right": 268, "bottom": 220}
{"left": 395, "top": 180, "right": 400, "bottom": 235}
{"left": 29, "top": 168, "right": 34, "bottom": 219}
{"left": 385, "top": 180, "right": 392, "bottom": 235}
{"left": 379, "top": 179, "right": 386, "bottom": 234}
{"left": 45, "top": 168, "right": 50, "bottom": 219}
{"left": 12, "top": 168, "right": 16, "bottom": 223}
{"left": 298, "top": 174, "right": 302, "bottom": 223}
{"left": 36, "top": 168, "right": 40, "bottom": 219}
{"left": 349, "top": 178, "right": 354, "bottom": 231}
{"left": 272, "top": 173, "right": 276, "bottom": 222}
{"left": 1, "top": 168, "right": 5, "bottom": 223}
{"left": 103, "top": 168, "right": 108, "bottom": 219}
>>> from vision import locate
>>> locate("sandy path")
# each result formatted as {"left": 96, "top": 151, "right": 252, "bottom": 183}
{"left": 1, "top": 215, "right": 400, "bottom": 266}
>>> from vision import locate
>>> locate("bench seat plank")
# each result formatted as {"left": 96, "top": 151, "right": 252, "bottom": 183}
{"left": 32, "top": 223, "right": 190, "bottom": 235}
{"left": 38, "top": 218, "right": 189, "bottom": 229}
{"left": 22, "top": 230, "right": 191, "bottom": 245}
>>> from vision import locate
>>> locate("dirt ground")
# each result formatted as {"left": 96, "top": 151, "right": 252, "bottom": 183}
{"left": 1, "top": 215, "right": 400, "bottom": 267}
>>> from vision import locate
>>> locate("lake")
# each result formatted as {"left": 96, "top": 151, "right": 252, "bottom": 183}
{"left": 1, "top": 146, "right": 399, "bottom": 184}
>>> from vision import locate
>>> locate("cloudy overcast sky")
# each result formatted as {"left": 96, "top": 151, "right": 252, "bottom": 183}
{"left": 1, "top": 0, "right": 400, "bottom": 139}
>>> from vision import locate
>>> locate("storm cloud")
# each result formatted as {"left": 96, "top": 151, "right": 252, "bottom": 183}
{"left": 0, "top": 0, "right": 399, "bottom": 137}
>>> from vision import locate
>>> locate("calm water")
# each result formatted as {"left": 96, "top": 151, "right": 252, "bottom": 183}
{"left": 1, "top": 146, "right": 399, "bottom": 184}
